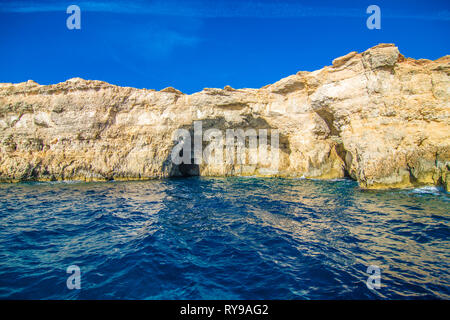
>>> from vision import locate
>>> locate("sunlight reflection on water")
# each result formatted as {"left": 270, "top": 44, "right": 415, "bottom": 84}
{"left": 0, "top": 177, "right": 448, "bottom": 299}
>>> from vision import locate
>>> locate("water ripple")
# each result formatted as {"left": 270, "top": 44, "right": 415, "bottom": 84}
{"left": 0, "top": 178, "right": 448, "bottom": 299}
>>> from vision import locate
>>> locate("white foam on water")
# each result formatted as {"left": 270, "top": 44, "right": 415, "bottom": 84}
{"left": 410, "top": 186, "right": 445, "bottom": 195}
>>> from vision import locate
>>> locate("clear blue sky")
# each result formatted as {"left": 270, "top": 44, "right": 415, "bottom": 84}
{"left": 0, "top": 0, "right": 449, "bottom": 93}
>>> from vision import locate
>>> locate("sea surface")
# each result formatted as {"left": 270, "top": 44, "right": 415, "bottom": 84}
{"left": 0, "top": 177, "right": 448, "bottom": 299}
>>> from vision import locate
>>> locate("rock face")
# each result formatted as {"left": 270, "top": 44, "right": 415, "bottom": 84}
{"left": 0, "top": 44, "right": 449, "bottom": 190}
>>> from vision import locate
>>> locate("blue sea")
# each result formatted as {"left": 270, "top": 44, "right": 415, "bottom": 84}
{"left": 0, "top": 177, "right": 448, "bottom": 299}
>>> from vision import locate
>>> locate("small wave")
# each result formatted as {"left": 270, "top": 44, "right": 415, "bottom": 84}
{"left": 328, "top": 178, "right": 353, "bottom": 182}
{"left": 409, "top": 186, "right": 445, "bottom": 195}
{"left": 24, "top": 180, "right": 85, "bottom": 186}
{"left": 293, "top": 176, "right": 352, "bottom": 182}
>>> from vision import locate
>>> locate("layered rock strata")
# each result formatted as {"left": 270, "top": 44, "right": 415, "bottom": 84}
{"left": 0, "top": 44, "right": 449, "bottom": 190}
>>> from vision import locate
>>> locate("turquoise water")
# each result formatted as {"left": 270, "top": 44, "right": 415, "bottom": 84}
{"left": 0, "top": 177, "right": 448, "bottom": 299}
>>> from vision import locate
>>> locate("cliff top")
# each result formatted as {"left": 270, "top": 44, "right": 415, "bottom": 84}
{"left": 1, "top": 44, "right": 448, "bottom": 97}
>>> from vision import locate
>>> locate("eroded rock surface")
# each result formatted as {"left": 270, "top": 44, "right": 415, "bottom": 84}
{"left": 0, "top": 44, "right": 449, "bottom": 190}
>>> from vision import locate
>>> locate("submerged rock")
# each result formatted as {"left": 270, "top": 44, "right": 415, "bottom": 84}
{"left": 0, "top": 44, "right": 448, "bottom": 190}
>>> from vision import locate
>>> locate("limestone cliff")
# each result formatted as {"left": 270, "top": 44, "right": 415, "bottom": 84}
{"left": 0, "top": 44, "right": 449, "bottom": 190}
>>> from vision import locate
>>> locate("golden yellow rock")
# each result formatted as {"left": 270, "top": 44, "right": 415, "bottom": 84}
{"left": 0, "top": 44, "right": 448, "bottom": 191}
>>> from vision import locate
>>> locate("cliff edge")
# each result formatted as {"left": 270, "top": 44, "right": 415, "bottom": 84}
{"left": 0, "top": 44, "right": 449, "bottom": 190}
